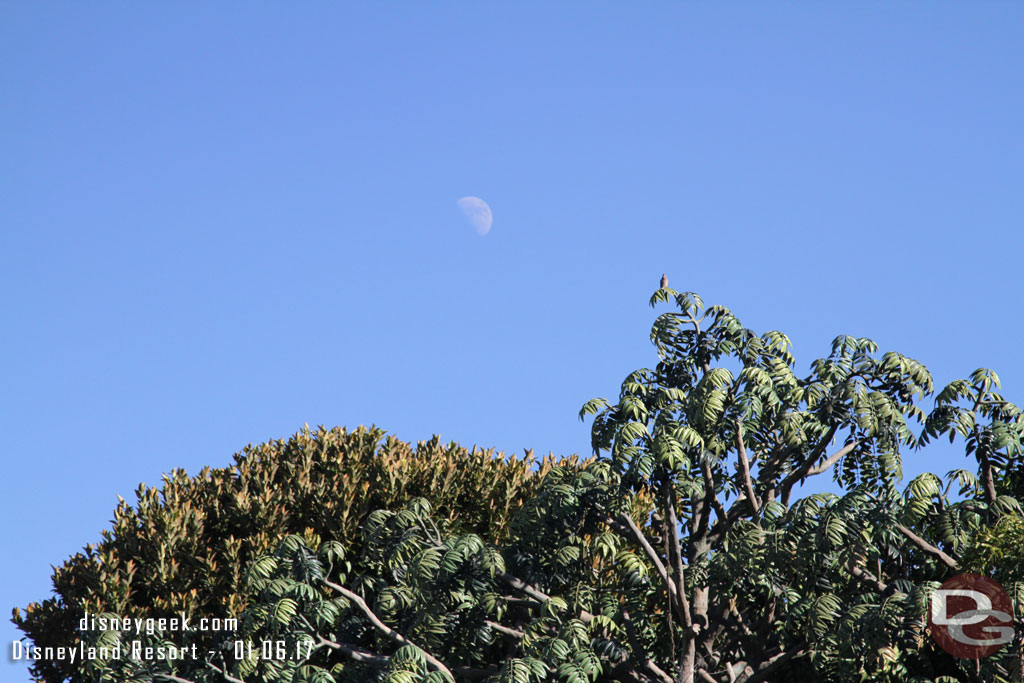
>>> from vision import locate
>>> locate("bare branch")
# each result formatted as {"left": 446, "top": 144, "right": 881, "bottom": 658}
{"left": 609, "top": 513, "right": 688, "bottom": 625}
{"left": 707, "top": 503, "right": 748, "bottom": 547}
{"left": 806, "top": 441, "right": 860, "bottom": 477}
{"left": 205, "top": 656, "right": 249, "bottom": 683}
{"left": 485, "top": 620, "right": 525, "bottom": 640}
{"left": 695, "top": 460, "right": 734, "bottom": 558}
{"left": 779, "top": 425, "right": 838, "bottom": 491}
{"left": 496, "top": 570, "right": 594, "bottom": 623}
{"left": 979, "top": 451, "right": 998, "bottom": 504}
{"left": 697, "top": 462, "right": 726, "bottom": 544}
{"left": 729, "top": 604, "right": 755, "bottom": 640}
{"left": 609, "top": 515, "right": 671, "bottom": 592}
{"left": 620, "top": 609, "right": 675, "bottom": 683}
{"left": 322, "top": 577, "right": 454, "bottom": 677}
{"left": 154, "top": 675, "right": 198, "bottom": 683}
{"left": 498, "top": 595, "right": 535, "bottom": 607}
{"left": 848, "top": 563, "right": 888, "bottom": 593}
{"left": 652, "top": 655, "right": 678, "bottom": 682}
{"left": 311, "top": 635, "right": 389, "bottom": 664}
{"left": 735, "top": 422, "right": 760, "bottom": 517}
{"left": 663, "top": 483, "right": 693, "bottom": 629}
{"left": 292, "top": 617, "right": 391, "bottom": 670}
{"left": 896, "top": 524, "right": 959, "bottom": 569}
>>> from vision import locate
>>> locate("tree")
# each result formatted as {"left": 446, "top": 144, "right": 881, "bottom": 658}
{"left": 207, "top": 289, "right": 1019, "bottom": 683}
{"left": 574, "top": 289, "right": 1023, "bottom": 682}
{"left": 13, "top": 426, "right": 566, "bottom": 683}
{"left": 19, "top": 289, "right": 1024, "bottom": 683}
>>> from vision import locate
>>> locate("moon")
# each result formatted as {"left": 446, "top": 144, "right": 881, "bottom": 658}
{"left": 456, "top": 196, "right": 493, "bottom": 235}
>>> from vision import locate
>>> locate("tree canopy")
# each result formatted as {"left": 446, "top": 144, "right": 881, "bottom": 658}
{"left": 15, "top": 289, "right": 1024, "bottom": 683}
{"left": 14, "top": 427, "right": 567, "bottom": 683}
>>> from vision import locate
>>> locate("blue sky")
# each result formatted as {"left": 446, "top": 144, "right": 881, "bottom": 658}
{"left": 2, "top": 3, "right": 1022, "bottom": 675}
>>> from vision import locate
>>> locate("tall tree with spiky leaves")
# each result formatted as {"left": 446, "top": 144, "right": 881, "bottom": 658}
{"left": 25, "top": 289, "right": 1024, "bottom": 683}
{"left": 209, "top": 290, "right": 1021, "bottom": 683}
{"left": 573, "top": 287, "right": 1023, "bottom": 682}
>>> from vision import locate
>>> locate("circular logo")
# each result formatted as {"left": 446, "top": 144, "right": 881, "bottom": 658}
{"left": 929, "top": 573, "right": 1015, "bottom": 658}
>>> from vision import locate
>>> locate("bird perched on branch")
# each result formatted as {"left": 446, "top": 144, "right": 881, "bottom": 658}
{"left": 660, "top": 273, "right": 668, "bottom": 289}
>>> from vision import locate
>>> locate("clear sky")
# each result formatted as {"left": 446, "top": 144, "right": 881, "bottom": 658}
{"left": 2, "top": 3, "right": 1022, "bottom": 676}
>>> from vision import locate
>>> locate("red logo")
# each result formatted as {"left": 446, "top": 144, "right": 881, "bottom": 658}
{"left": 930, "top": 573, "right": 1014, "bottom": 658}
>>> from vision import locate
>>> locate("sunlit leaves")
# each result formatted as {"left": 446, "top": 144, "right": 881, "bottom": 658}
{"left": 49, "top": 286, "right": 1024, "bottom": 683}
{"left": 273, "top": 597, "right": 298, "bottom": 625}
{"left": 578, "top": 397, "right": 610, "bottom": 422}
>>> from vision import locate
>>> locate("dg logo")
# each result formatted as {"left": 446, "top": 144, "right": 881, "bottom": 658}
{"left": 930, "top": 573, "right": 1015, "bottom": 658}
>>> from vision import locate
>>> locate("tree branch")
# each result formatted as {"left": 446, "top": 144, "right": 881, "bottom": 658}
{"left": 707, "top": 503, "right": 748, "bottom": 547}
{"left": 154, "top": 675, "right": 198, "bottom": 683}
{"left": 205, "top": 656, "right": 249, "bottom": 683}
{"left": 735, "top": 422, "right": 760, "bottom": 517}
{"left": 896, "top": 524, "right": 959, "bottom": 569}
{"left": 736, "top": 646, "right": 808, "bottom": 683}
{"left": 620, "top": 609, "right": 674, "bottom": 683}
{"left": 321, "top": 577, "right": 455, "bottom": 677}
{"left": 608, "top": 515, "right": 671, "bottom": 594}
{"left": 806, "top": 441, "right": 859, "bottom": 477}
{"left": 496, "top": 570, "right": 594, "bottom": 623}
{"left": 485, "top": 620, "right": 525, "bottom": 640}
{"left": 310, "top": 635, "right": 389, "bottom": 664}
{"left": 645, "top": 656, "right": 675, "bottom": 682}
{"left": 729, "top": 605, "right": 755, "bottom": 640}
{"left": 609, "top": 513, "right": 689, "bottom": 625}
{"left": 848, "top": 563, "right": 888, "bottom": 593}
{"left": 777, "top": 427, "right": 855, "bottom": 503}
{"left": 663, "top": 483, "right": 693, "bottom": 629}
{"left": 847, "top": 557, "right": 888, "bottom": 593}
{"left": 970, "top": 393, "right": 999, "bottom": 505}
{"left": 697, "top": 462, "right": 725, "bottom": 545}
{"left": 793, "top": 424, "right": 838, "bottom": 475}
{"left": 696, "top": 669, "right": 719, "bottom": 683}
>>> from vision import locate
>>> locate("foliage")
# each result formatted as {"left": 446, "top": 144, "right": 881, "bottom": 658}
{"left": 209, "top": 290, "right": 1022, "bottom": 683}
{"left": 16, "top": 289, "right": 1024, "bottom": 683}
{"left": 963, "top": 514, "right": 1024, "bottom": 585}
{"left": 13, "top": 426, "right": 565, "bottom": 683}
